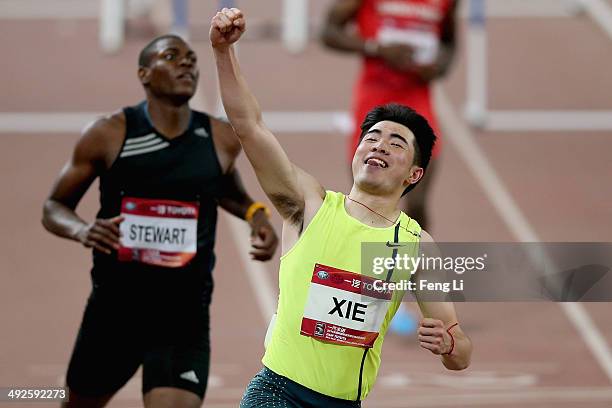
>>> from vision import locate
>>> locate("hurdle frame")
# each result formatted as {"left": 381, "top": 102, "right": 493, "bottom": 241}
{"left": 464, "top": 0, "right": 612, "bottom": 131}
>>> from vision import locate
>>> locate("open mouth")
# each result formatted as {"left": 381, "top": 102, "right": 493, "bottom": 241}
{"left": 364, "top": 157, "right": 388, "bottom": 168}
{"left": 177, "top": 72, "right": 196, "bottom": 81}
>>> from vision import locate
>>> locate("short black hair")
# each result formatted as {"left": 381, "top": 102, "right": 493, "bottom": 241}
{"left": 359, "top": 103, "right": 437, "bottom": 195}
{"left": 138, "top": 34, "right": 185, "bottom": 67}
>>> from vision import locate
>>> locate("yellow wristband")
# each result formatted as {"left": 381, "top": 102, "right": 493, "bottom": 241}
{"left": 245, "top": 202, "right": 270, "bottom": 222}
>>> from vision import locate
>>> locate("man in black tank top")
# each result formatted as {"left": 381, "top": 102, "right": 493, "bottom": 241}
{"left": 42, "top": 35, "right": 278, "bottom": 408}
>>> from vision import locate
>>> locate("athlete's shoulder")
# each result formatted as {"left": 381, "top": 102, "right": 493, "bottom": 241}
{"left": 83, "top": 109, "right": 126, "bottom": 137}
{"left": 397, "top": 212, "right": 422, "bottom": 239}
{"left": 307, "top": 191, "right": 343, "bottom": 216}
{"left": 323, "top": 190, "right": 343, "bottom": 203}
{"left": 75, "top": 110, "right": 126, "bottom": 167}
{"left": 420, "top": 228, "right": 434, "bottom": 243}
{"left": 417, "top": 229, "right": 440, "bottom": 259}
{"left": 189, "top": 108, "right": 217, "bottom": 134}
{"left": 188, "top": 108, "right": 213, "bottom": 124}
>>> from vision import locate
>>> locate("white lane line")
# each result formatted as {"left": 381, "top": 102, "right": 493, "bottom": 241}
{"left": 0, "top": 0, "right": 157, "bottom": 20}
{"left": 434, "top": 83, "right": 612, "bottom": 384}
{"left": 262, "top": 111, "right": 349, "bottom": 133}
{"left": 579, "top": 0, "right": 612, "bottom": 41}
{"left": 0, "top": 112, "right": 102, "bottom": 133}
{"left": 371, "top": 387, "right": 612, "bottom": 407}
{"left": 486, "top": 110, "right": 612, "bottom": 131}
{"left": 458, "top": 0, "right": 583, "bottom": 18}
{"left": 0, "top": 111, "right": 349, "bottom": 134}
{"left": 0, "top": 0, "right": 99, "bottom": 19}
{"left": 6, "top": 110, "right": 612, "bottom": 134}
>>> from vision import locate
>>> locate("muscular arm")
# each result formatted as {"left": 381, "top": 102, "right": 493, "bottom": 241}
{"left": 215, "top": 167, "right": 252, "bottom": 219}
{"left": 42, "top": 113, "right": 124, "bottom": 253}
{"left": 417, "top": 300, "right": 472, "bottom": 370}
{"left": 211, "top": 9, "right": 324, "bottom": 226}
{"left": 414, "top": 230, "right": 472, "bottom": 370}
{"left": 320, "top": 0, "right": 367, "bottom": 54}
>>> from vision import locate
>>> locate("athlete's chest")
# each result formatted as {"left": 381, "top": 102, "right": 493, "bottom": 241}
{"left": 107, "top": 132, "right": 221, "bottom": 198}
{"left": 369, "top": 0, "right": 450, "bottom": 25}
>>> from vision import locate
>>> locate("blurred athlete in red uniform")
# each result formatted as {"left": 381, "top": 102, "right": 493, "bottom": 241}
{"left": 322, "top": 0, "right": 459, "bottom": 229}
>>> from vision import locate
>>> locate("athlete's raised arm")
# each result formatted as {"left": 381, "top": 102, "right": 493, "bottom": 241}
{"left": 209, "top": 8, "right": 324, "bottom": 227}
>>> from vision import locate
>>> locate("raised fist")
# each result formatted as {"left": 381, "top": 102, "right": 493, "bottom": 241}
{"left": 210, "top": 8, "right": 246, "bottom": 49}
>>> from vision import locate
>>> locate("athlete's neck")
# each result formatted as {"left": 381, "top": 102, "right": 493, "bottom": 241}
{"left": 145, "top": 99, "right": 191, "bottom": 139}
{"left": 345, "top": 187, "right": 401, "bottom": 228}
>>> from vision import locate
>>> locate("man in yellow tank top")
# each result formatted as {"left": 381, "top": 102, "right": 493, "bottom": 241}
{"left": 210, "top": 8, "right": 472, "bottom": 407}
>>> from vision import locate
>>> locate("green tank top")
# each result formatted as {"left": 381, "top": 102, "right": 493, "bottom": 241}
{"left": 263, "top": 191, "right": 421, "bottom": 401}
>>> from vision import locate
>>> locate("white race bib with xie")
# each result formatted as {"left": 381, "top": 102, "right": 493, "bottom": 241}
{"left": 119, "top": 197, "right": 199, "bottom": 268}
{"left": 300, "top": 264, "right": 392, "bottom": 348}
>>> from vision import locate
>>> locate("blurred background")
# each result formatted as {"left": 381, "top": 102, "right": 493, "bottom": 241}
{"left": 1, "top": 0, "right": 612, "bottom": 406}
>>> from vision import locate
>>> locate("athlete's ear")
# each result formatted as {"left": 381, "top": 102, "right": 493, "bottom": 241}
{"left": 404, "top": 166, "right": 424, "bottom": 188}
{"left": 138, "top": 66, "right": 152, "bottom": 86}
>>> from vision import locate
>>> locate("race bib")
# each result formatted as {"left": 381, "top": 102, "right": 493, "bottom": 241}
{"left": 377, "top": 26, "right": 439, "bottom": 65}
{"left": 300, "top": 264, "right": 392, "bottom": 348}
{"left": 118, "top": 197, "right": 199, "bottom": 268}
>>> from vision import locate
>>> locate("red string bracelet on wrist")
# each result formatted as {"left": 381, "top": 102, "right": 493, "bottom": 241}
{"left": 442, "top": 322, "right": 459, "bottom": 356}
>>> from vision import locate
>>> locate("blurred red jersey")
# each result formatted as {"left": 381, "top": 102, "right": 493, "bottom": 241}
{"left": 350, "top": 0, "right": 454, "bottom": 160}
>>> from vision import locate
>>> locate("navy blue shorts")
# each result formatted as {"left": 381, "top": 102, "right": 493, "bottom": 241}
{"left": 240, "top": 366, "right": 361, "bottom": 408}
